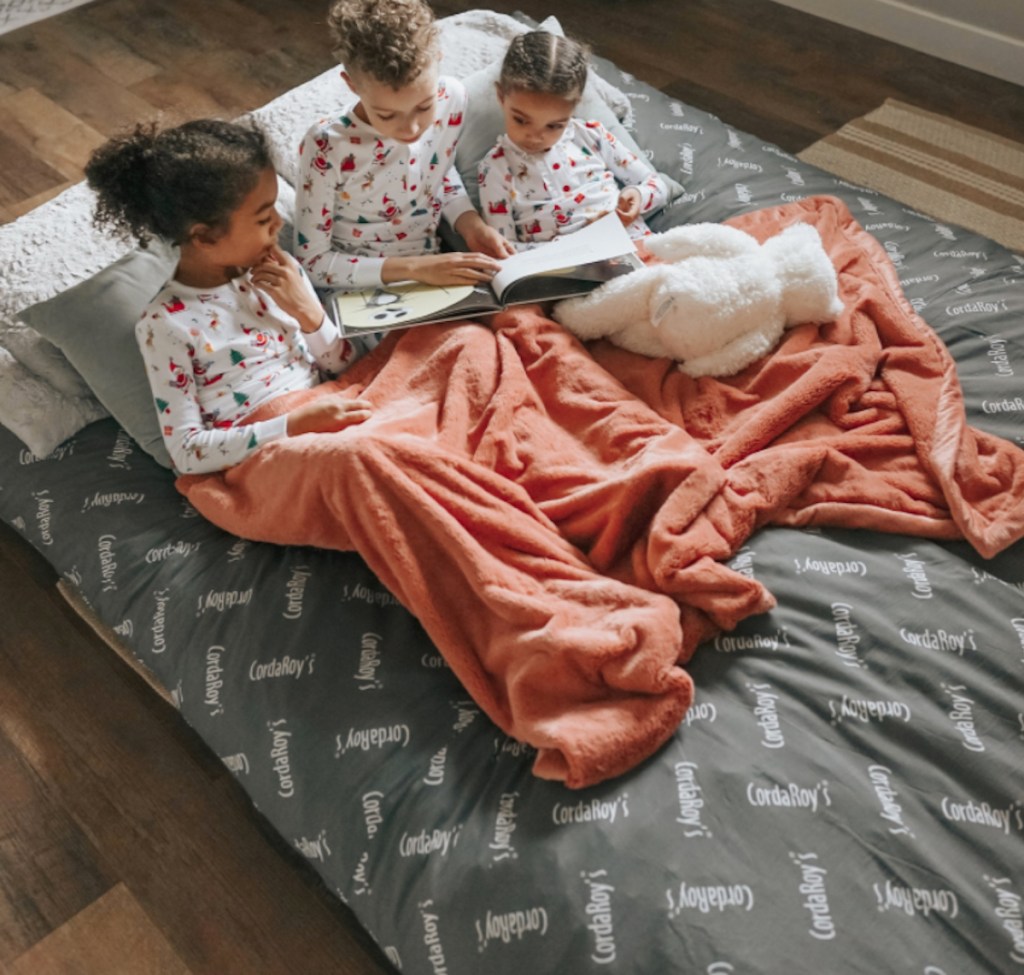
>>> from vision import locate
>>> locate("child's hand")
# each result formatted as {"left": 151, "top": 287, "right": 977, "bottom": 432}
{"left": 286, "top": 397, "right": 373, "bottom": 437}
{"left": 615, "top": 187, "right": 643, "bottom": 227}
{"left": 251, "top": 246, "right": 325, "bottom": 332}
{"left": 384, "top": 252, "right": 502, "bottom": 287}
{"left": 461, "top": 221, "right": 516, "bottom": 259}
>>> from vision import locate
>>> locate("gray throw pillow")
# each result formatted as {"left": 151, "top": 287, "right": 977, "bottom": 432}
{"left": 18, "top": 239, "right": 178, "bottom": 469}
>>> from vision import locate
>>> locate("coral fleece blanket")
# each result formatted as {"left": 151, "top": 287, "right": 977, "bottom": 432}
{"left": 178, "top": 196, "right": 1024, "bottom": 788}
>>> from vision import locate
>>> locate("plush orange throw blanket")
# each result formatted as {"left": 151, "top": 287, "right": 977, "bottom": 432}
{"left": 179, "top": 197, "right": 1024, "bottom": 788}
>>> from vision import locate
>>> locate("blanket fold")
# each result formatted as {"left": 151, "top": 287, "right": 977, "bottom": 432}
{"left": 179, "top": 196, "right": 1024, "bottom": 788}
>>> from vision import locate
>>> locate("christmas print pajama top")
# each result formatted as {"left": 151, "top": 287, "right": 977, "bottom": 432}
{"left": 294, "top": 76, "right": 475, "bottom": 290}
{"left": 477, "top": 119, "right": 669, "bottom": 248}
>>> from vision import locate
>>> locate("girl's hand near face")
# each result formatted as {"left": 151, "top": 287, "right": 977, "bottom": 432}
{"left": 251, "top": 245, "right": 326, "bottom": 333}
{"left": 615, "top": 187, "right": 642, "bottom": 227}
{"left": 286, "top": 397, "right": 374, "bottom": 436}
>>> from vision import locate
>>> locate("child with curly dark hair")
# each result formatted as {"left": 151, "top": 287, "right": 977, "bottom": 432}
{"left": 294, "top": 0, "right": 514, "bottom": 292}
{"left": 86, "top": 118, "right": 373, "bottom": 475}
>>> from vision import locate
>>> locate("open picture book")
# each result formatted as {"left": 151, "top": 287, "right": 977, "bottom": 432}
{"left": 328, "top": 213, "right": 642, "bottom": 334}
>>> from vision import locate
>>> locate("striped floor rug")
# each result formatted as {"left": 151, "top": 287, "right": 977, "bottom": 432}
{"left": 798, "top": 98, "right": 1024, "bottom": 254}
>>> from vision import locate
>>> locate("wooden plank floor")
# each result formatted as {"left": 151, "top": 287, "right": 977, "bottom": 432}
{"left": 0, "top": 2, "right": 1021, "bottom": 972}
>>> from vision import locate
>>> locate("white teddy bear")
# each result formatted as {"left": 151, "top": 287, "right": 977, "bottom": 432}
{"left": 553, "top": 221, "right": 844, "bottom": 377}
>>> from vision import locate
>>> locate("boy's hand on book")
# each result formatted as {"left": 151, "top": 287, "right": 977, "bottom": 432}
{"left": 286, "top": 397, "right": 374, "bottom": 437}
{"left": 384, "top": 252, "right": 502, "bottom": 286}
{"left": 615, "top": 188, "right": 642, "bottom": 227}
{"left": 461, "top": 222, "right": 516, "bottom": 259}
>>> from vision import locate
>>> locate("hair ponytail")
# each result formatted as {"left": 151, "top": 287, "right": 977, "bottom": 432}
{"left": 85, "top": 118, "right": 273, "bottom": 247}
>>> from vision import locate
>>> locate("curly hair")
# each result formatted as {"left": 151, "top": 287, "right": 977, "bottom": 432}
{"left": 84, "top": 119, "right": 272, "bottom": 247}
{"left": 498, "top": 31, "right": 590, "bottom": 102}
{"left": 328, "top": 0, "right": 438, "bottom": 87}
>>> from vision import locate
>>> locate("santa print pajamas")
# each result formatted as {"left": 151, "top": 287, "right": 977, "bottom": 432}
{"left": 477, "top": 119, "right": 669, "bottom": 248}
{"left": 137, "top": 270, "right": 358, "bottom": 475}
{"left": 294, "top": 76, "right": 475, "bottom": 290}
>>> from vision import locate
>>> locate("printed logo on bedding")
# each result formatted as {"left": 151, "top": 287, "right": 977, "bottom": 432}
{"left": 295, "top": 829, "right": 331, "bottom": 862}
{"left": 362, "top": 790, "right": 384, "bottom": 840}
{"left": 982, "top": 396, "right": 1024, "bottom": 414}
{"left": 683, "top": 700, "right": 718, "bottom": 727}
{"left": 873, "top": 876, "right": 959, "bottom": 919}
{"left": 452, "top": 699, "right": 479, "bottom": 733}
{"left": 789, "top": 852, "right": 836, "bottom": 940}
{"left": 341, "top": 581, "right": 400, "bottom": 608}
{"left": 400, "top": 823, "right": 463, "bottom": 858}
{"left": 794, "top": 556, "right": 867, "bottom": 577}
{"left": 354, "top": 632, "right": 383, "bottom": 690}
{"left": 107, "top": 429, "right": 134, "bottom": 469}
{"left": 660, "top": 122, "right": 703, "bottom": 135}
{"left": 829, "top": 602, "right": 866, "bottom": 668}
{"left": 202, "top": 647, "right": 225, "bottom": 716}
{"left": 857, "top": 196, "right": 881, "bottom": 212}
{"left": 884, "top": 241, "right": 906, "bottom": 268}
{"left": 553, "top": 793, "right": 630, "bottom": 826}
{"left": 98, "top": 533, "right": 118, "bottom": 590}
{"left": 283, "top": 564, "right": 311, "bottom": 619}
{"left": 934, "top": 248, "right": 990, "bottom": 262}
{"left": 475, "top": 904, "right": 548, "bottom": 953}
{"left": 484, "top": 792, "right": 521, "bottom": 862}
{"left": 420, "top": 651, "right": 449, "bottom": 670}
{"left": 81, "top": 490, "right": 145, "bottom": 511}
{"left": 896, "top": 551, "right": 933, "bottom": 599}
{"left": 581, "top": 869, "right": 618, "bottom": 964}
{"left": 249, "top": 651, "right": 315, "bottom": 682}
{"left": 221, "top": 752, "right": 249, "bottom": 774}
{"left": 418, "top": 899, "right": 450, "bottom": 972}
{"left": 746, "top": 778, "right": 831, "bottom": 813}
{"left": 898, "top": 625, "right": 977, "bottom": 655}
{"left": 828, "top": 694, "right": 911, "bottom": 725}
{"left": 986, "top": 876, "right": 1024, "bottom": 965}
{"left": 729, "top": 545, "right": 758, "bottom": 580}
{"left": 335, "top": 723, "right": 410, "bottom": 755}
{"left": 941, "top": 682, "right": 986, "bottom": 752}
{"left": 493, "top": 735, "right": 534, "bottom": 760}
{"left": 33, "top": 490, "right": 54, "bottom": 546}
{"left": 422, "top": 746, "right": 448, "bottom": 787}
{"left": 145, "top": 539, "right": 201, "bottom": 563}
{"left": 940, "top": 795, "right": 1024, "bottom": 836}
{"left": 149, "top": 588, "right": 170, "bottom": 654}
{"left": 713, "top": 627, "right": 790, "bottom": 654}
{"left": 718, "top": 157, "right": 763, "bottom": 174}
{"left": 1013, "top": 620, "right": 1024, "bottom": 663}
{"left": 196, "top": 587, "right": 253, "bottom": 616}
{"left": 947, "top": 299, "right": 1010, "bottom": 316}
{"left": 746, "top": 682, "right": 786, "bottom": 749}
{"left": 352, "top": 850, "right": 371, "bottom": 895}
{"left": 987, "top": 336, "right": 1015, "bottom": 376}
{"left": 679, "top": 143, "right": 695, "bottom": 175}
{"left": 666, "top": 880, "right": 754, "bottom": 917}
{"left": 866, "top": 764, "right": 915, "bottom": 838}
{"left": 267, "top": 718, "right": 295, "bottom": 798}
{"left": 227, "top": 539, "right": 250, "bottom": 562}
{"left": 674, "top": 761, "right": 712, "bottom": 837}
{"left": 734, "top": 183, "right": 752, "bottom": 204}
{"left": 19, "top": 442, "right": 75, "bottom": 465}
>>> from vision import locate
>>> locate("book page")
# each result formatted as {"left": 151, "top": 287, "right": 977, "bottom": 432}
{"left": 330, "top": 282, "right": 499, "bottom": 333}
{"left": 490, "top": 213, "right": 637, "bottom": 301}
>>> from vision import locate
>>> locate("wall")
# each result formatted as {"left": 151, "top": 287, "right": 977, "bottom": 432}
{"left": 767, "top": 0, "right": 1024, "bottom": 88}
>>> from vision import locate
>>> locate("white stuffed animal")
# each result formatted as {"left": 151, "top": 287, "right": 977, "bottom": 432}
{"left": 553, "top": 221, "right": 844, "bottom": 377}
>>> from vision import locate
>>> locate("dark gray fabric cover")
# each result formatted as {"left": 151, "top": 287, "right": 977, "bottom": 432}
{"left": 2, "top": 53, "right": 1023, "bottom": 975}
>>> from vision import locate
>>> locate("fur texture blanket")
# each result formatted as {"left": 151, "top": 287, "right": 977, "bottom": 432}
{"left": 178, "top": 196, "right": 1024, "bottom": 788}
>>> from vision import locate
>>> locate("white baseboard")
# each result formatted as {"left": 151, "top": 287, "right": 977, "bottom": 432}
{"left": 767, "top": 0, "right": 1024, "bottom": 88}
